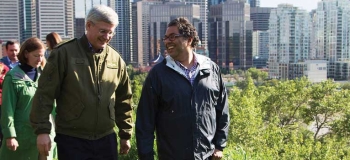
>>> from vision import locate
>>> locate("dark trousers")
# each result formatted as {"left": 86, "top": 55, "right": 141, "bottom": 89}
{"left": 55, "top": 133, "right": 118, "bottom": 160}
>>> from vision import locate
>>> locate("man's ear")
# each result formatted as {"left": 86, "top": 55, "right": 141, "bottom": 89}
{"left": 86, "top": 21, "right": 92, "bottom": 30}
{"left": 187, "top": 37, "right": 193, "bottom": 47}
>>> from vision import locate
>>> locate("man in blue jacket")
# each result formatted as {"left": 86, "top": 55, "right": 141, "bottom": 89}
{"left": 136, "top": 17, "right": 230, "bottom": 160}
{"left": 0, "top": 41, "right": 19, "bottom": 69}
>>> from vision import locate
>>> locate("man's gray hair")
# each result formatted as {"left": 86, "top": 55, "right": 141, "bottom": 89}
{"left": 86, "top": 5, "right": 119, "bottom": 26}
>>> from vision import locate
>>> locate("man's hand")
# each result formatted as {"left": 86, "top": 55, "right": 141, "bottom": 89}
{"left": 211, "top": 149, "right": 223, "bottom": 160}
{"left": 119, "top": 139, "right": 131, "bottom": 155}
{"left": 6, "top": 137, "right": 19, "bottom": 151}
{"left": 37, "top": 134, "right": 51, "bottom": 156}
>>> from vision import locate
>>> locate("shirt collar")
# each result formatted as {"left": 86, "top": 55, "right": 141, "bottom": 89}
{"left": 174, "top": 53, "right": 199, "bottom": 69}
{"left": 88, "top": 41, "right": 103, "bottom": 53}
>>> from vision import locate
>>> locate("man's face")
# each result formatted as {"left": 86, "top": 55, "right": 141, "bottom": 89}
{"left": 6, "top": 43, "right": 19, "bottom": 61}
{"left": 85, "top": 21, "right": 116, "bottom": 51}
{"left": 163, "top": 26, "right": 189, "bottom": 60}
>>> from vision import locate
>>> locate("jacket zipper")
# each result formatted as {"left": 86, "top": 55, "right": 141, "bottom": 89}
{"left": 94, "top": 54, "right": 101, "bottom": 139}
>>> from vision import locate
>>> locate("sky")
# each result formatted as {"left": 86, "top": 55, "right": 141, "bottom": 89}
{"left": 260, "top": 0, "right": 321, "bottom": 11}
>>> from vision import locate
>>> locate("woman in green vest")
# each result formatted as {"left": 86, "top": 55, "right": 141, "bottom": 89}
{"left": 0, "top": 37, "right": 56, "bottom": 159}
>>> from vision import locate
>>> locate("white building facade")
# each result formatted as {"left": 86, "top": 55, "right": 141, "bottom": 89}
{"left": 313, "top": 0, "right": 350, "bottom": 80}
{"left": 268, "top": 4, "right": 311, "bottom": 79}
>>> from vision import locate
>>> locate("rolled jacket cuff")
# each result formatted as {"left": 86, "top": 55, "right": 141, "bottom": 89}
{"left": 2, "top": 127, "right": 16, "bottom": 139}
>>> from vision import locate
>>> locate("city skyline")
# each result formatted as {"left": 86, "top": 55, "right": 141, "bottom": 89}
{"left": 261, "top": 0, "right": 320, "bottom": 11}
{"left": 76, "top": 0, "right": 321, "bottom": 18}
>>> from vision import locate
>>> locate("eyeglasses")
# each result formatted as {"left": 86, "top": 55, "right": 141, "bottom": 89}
{"left": 90, "top": 21, "right": 116, "bottom": 37}
{"left": 98, "top": 29, "right": 116, "bottom": 37}
{"left": 162, "top": 34, "right": 183, "bottom": 41}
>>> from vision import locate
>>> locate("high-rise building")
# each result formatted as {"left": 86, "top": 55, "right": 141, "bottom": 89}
{"left": 0, "top": 0, "right": 20, "bottom": 42}
{"left": 252, "top": 31, "right": 269, "bottom": 68}
{"left": 268, "top": 4, "right": 311, "bottom": 79}
{"left": 115, "top": 0, "right": 133, "bottom": 64}
{"left": 313, "top": 0, "right": 350, "bottom": 80}
{"left": 20, "top": 0, "right": 36, "bottom": 43}
{"left": 34, "top": 0, "right": 74, "bottom": 42}
{"left": 1, "top": 0, "right": 74, "bottom": 43}
{"left": 65, "top": 0, "right": 75, "bottom": 39}
{"left": 74, "top": 18, "right": 85, "bottom": 38}
{"left": 132, "top": 0, "right": 163, "bottom": 67}
{"left": 149, "top": 1, "right": 201, "bottom": 59}
{"left": 247, "top": 0, "right": 259, "bottom": 7}
{"left": 250, "top": 7, "right": 273, "bottom": 31}
{"left": 209, "top": 0, "right": 253, "bottom": 70}
{"left": 209, "top": 0, "right": 225, "bottom": 7}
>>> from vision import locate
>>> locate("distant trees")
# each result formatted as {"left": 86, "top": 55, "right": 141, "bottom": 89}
{"left": 227, "top": 76, "right": 350, "bottom": 159}
{"left": 126, "top": 68, "right": 350, "bottom": 159}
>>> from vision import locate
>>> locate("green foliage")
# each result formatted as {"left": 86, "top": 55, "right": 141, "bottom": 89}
{"left": 125, "top": 70, "right": 350, "bottom": 159}
{"left": 341, "top": 82, "right": 350, "bottom": 90}
{"left": 131, "top": 73, "right": 147, "bottom": 107}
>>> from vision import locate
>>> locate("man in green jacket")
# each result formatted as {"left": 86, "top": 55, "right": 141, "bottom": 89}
{"left": 30, "top": 5, "right": 133, "bottom": 160}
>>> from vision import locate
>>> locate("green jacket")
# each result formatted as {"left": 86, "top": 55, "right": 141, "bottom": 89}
{"left": 0, "top": 66, "right": 56, "bottom": 159}
{"left": 30, "top": 35, "right": 133, "bottom": 140}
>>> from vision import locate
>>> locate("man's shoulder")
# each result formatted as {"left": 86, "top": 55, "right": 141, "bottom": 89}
{"left": 54, "top": 38, "right": 77, "bottom": 49}
{"left": 0, "top": 56, "right": 7, "bottom": 61}
{"left": 106, "top": 44, "right": 122, "bottom": 56}
{"left": 0, "top": 57, "right": 10, "bottom": 66}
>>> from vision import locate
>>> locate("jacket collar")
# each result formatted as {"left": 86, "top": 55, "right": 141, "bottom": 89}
{"left": 78, "top": 34, "right": 108, "bottom": 57}
{"left": 79, "top": 34, "right": 92, "bottom": 54}
{"left": 165, "top": 52, "right": 211, "bottom": 77}
{"left": 11, "top": 65, "right": 42, "bottom": 82}
{"left": 165, "top": 52, "right": 211, "bottom": 70}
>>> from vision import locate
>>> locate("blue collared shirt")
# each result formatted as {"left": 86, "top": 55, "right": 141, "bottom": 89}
{"left": 88, "top": 42, "right": 103, "bottom": 53}
{"left": 174, "top": 55, "right": 199, "bottom": 85}
{"left": 7, "top": 57, "right": 19, "bottom": 69}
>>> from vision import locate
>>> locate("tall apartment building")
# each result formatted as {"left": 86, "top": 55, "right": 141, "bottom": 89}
{"left": 209, "top": 0, "right": 253, "bottom": 70}
{"left": 0, "top": 0, "right": 74, "bottom": 43}
{"left": 268, "top": 4, "right": 311, "bottom": 79}
{"left": 0, "top": 0, "right": 21, "bottom": 42}
{"left": 149, "top": 1, "right": 200, "bottom": 60}
{"left": 115, "top": 0, "right": 133, "bottom": 63}
{"left": 313, "top": 0, "right": 350, "bottom": 79}
{"left": 65, "top": 0, "right": 74, "bottom": 38}
{"left": 209, "top": 0, "right": 225, "bottom": 7}
{"left": 247, "top": 0, "right": 259, "bottom": 7}
{"left": 35, "top": 0, "right": 74, "bottom": 42}
{"left": 132, "top": 0, "right": 163, "bottom": 67}
{"left": 20, "top": 0, "right": 36, "bottom": 43}
{"left": 252, "top": 31, "right": 269, "bottom": 68}
{"left": 74, "top": 18, "right": 85, "bottom": 38}
{"left": 250, "top": 7, "right": 273, "bottom": 31}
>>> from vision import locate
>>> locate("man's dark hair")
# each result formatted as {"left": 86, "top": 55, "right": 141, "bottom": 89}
{"left": 5, "top": 40, "right": 19, "bottom": 50}
{"left": 168, "top": 17, "right": 200, "bottom": 48}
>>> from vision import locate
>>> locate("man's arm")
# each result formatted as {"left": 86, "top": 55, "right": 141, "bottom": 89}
{"left": 136, "top": 72, "right": 158, "bottom": 160}
{"left": 213, "top": 69, "right": 230, "bottom": 151}
{"left": 114, "top": 62, "right": 133, "bottom": 155}
{"left": 30, "top": 49, "right": 62, "bottom": 134}
{"left": 114, "top": 62, "right": 133, "bottom": 140}
{"left": 30, "top": 49, "right": 63, "bottom": 157}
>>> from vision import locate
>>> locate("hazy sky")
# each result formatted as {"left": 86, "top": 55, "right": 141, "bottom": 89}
{"left": 260, "top": 0, "right": 321, "bottom": 11}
